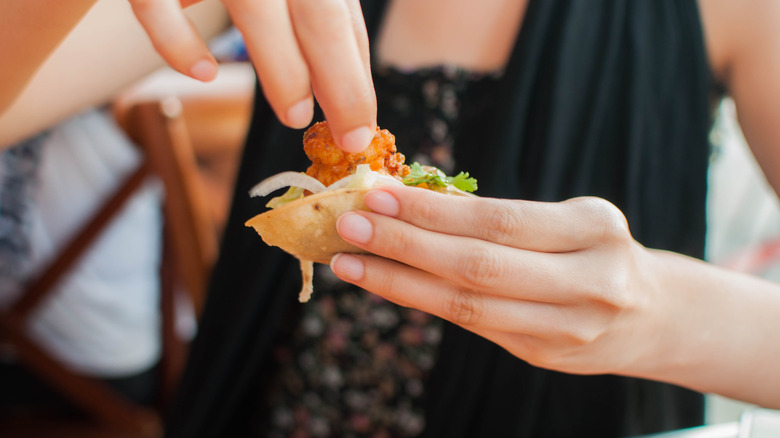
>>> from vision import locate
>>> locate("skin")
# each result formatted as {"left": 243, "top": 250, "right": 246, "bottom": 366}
{"left": 0, "top": 0, "right": 97, "bottom": 116}
{"left": 0, "top": 0, "right": 371, "bottom": 151}
{"left": 0, "top": 0, "right": 230, "bottom": 149}
{"left": 332, "top": 187, "right": 780, "bottom": 409}
{"left": 132, "top": 0, "right": 377, "bottom": 152}
{"left": 5, "top": 0, "right": 780, "bottom": 410}
{"left": 327, "top": 0, "right": 780, "bottom": 410}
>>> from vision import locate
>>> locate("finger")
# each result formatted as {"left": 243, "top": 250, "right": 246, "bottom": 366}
{"left": 344, "top": 0, "right": 373, "bottom": 82}
{"left": 224, "top": 0, "right": 314, "bottom": 129}
{"left": 364, "top": 186, "right": 630, "bottom": 252}
{"left": 336, "top": 211, "right": 583, "bottom": 302}
{"left": 307, "top": 0, "right": 373, "bottom": 135}
{"left": 330, "top": 253, "right": 622, "bottom": 375}
{"left": 329, "top": 253, "right": 565, "bottom": 337}
{"left": 289, "top": 0, "right": 377, "bottom": 152}
{"left": 129, "top": 0, "right": 218, "bottom": 81}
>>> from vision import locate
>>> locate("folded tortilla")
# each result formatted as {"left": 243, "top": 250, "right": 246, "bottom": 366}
{"left": 245, "top": 187, "right": 370, "bottom": 265}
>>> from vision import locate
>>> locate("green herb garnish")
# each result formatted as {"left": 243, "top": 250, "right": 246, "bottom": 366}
{"left": 402, "top": 162, "right": 478, "bottom": 193}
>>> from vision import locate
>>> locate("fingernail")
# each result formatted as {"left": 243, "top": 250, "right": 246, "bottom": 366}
{"left": 331, "top": 253, "right": 364, "bottom": 281}
{"left": 190, "top": 60, "right": 218, "bottom": 81}
{"left": 337, "top": 212, "right": 373, "bottom": 243}
{"left": 365, "top": 190, "right": 400, "bottom": 216}
{"left": 286, "top": 98, "right": 313, "bottom": 128}
{"left": 340, "top": 126, "right": 374, "bottom": 153}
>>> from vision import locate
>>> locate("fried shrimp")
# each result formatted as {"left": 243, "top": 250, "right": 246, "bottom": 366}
{"left": 247, "top": 121, "right": 478, "bottom": 302}
{"left": 304, "top": 121, "right": 410, "bottom": 187}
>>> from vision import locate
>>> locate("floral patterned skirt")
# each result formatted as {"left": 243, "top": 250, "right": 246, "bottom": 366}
{"left": 259, "top": 266, "right": 442, "bottom": 437}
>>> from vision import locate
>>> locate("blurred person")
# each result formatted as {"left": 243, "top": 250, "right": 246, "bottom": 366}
{"left": 157, "top": 0, "right": 780, "bottom": 437}
{"left": 9, "top": 0, "right": 780, "bottom": 437}
{"left": 162, "top": 0, "right": 780, "bottom": 437}
{"left": 0, "top": 0, "right": 229, "bottom": 409}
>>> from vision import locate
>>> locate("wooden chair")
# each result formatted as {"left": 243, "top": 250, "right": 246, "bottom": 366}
{"left": 0, "top": 63, "right": 254, "bottom": 437}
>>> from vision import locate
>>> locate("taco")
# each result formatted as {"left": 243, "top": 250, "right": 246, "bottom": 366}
{"left": 245, "top": 121, "right": 477, "bottom": 301}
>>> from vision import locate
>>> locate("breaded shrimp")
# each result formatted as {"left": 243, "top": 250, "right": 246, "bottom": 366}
{"left": 303, "top": 121, "right": 410, "bottom": 187}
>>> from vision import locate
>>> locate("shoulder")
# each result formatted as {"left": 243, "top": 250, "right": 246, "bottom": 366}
{"left": 698, "top": 0, "right": 780, "bottom": 193}
{"left": 697, "top": 0, "right": 780, "bottom": 90}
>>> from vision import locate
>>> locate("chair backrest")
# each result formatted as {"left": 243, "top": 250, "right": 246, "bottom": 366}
{"left": 112, "top": 61, "right": 254, "bottom": 406}
{"left": 0, "top": 158, "right": 163, "bottom": 436}
{"left": 120, "top": 97, "right": 218, "bottom": 316}
{"left": 0, "top": 63, "right": 254, "bottom": 436}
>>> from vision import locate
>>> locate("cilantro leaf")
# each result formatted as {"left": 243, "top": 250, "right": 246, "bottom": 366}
{"left": 446, "top": 171, "right": 478, "bottom": 192}
{"left": 402, "top": 162, "right": 478, "bottom": 193}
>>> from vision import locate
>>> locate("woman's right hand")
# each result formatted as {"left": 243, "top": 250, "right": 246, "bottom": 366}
{"left": 128, "top": 0, "right": 377, "bottom": 152}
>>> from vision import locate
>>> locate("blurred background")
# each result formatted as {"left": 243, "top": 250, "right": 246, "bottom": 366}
{"left": 2, "top": 9, "right": 780, "bottom": 438}
{"left": 705, "top": 97, "right": 780, "bottom": 426}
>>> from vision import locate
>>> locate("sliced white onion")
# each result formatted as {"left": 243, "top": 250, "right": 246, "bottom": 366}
{"left": 327, "top": 164, "right": 404, "bottom": 190}
{"left": 249, "top": 171, "right": 326, "bottom": 197}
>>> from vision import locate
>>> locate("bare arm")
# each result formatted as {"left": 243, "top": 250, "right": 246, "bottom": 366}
{"left": 3, "top": 0, "right": 378, "bottom": 152}
{"left": 325, "top": 186, "right": 780, "bottom": 410}
{"left": 634, "top": 250, "right": 780, "bottom": 408}
{"left": 642, "top": 0, "right": 780, "bottom": 406}
{"left": 0, "top": 0, "right": 230, "bottom": 149}
{"left": 699, "top": 0, "right": 780, "bottom": 194}
{"left": 320, "top": 0, "right": 780, "bottom": 409}
{"left": 0, "top": 0, "right": 97, "bottom": 115}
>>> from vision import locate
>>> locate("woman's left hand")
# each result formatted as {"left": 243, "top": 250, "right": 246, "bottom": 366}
{"left": 330, "top": 184, "right": 670, "bottom": 376}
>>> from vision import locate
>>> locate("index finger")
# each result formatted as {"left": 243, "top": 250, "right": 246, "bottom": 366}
{"left": 289, "top": 0, "right": 377, "bottom": 152}
{"left": 129, "top": 0, "right": 218, "bottom": 81}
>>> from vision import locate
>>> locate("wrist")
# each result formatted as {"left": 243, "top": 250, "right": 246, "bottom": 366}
{"left": 628, "top": 249, "right": 780, "bottom": 408}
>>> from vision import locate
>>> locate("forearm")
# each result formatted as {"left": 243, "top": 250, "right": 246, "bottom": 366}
{"left": 0, "top": 0, "right": 98, "bottom": 115}
{"left": 0, "top": 0, "right": 230, "bottom": 149}
{"left": 634, "top": 249, "right": 780, "bottom": 408}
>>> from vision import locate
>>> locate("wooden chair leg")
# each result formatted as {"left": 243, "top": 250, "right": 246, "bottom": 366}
{"left": 157, "top": 228, "right": 188, "bottom": 409}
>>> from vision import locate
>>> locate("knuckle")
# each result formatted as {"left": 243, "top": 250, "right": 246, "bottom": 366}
{"left": 388, "top": 220, "right": 417, "bottom": 255}
{"left": 570, "top": 197, "right": 630, "bottom": 243}
{"left": 577, "top": 256, "right": 632, "bottom": 310}
{"left": 373, "top": 262, "right": 403, "bottom": 298}
{"left": 444, "top": 287, "right": 484, "bottom": 327}
{"left": 456, "top": 246, "right": 503, "bottom": 289}
{"left": 562, "top": 324, "right": 602, "bottom": 347}
{"left": 480, "top": 200, "right": 524, "bottom": 243}
{"left": 409, "top": 193, "right": 441, "bottom": 226}
{"left": 599, "top": 269, "right": 632, "bottom": 309}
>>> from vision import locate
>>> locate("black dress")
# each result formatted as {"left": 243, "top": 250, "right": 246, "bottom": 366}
{"left": 165, "top": 1, "right": 712, "bottom": 436}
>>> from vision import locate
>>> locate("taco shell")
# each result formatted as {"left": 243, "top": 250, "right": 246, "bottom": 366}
{"left": 245, "top": 188, "right": 370, "bottom": 264}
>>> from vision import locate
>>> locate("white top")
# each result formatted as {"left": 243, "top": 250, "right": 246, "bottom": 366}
{"left": 2, "top": 108, "right": 163, "bottom": 377}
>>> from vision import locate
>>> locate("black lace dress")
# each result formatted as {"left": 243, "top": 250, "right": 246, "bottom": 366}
{"left": 166, "top": 1, "right": 711, "bottom": 436}
{"left": 257, "top": 66, "right": 503, "bottom": 438}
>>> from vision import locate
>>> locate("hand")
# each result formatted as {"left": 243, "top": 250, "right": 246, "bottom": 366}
{"left": 128, "top": 0, "right": 376, "bottom": 151}
{"left": 329, "top": 185, "right": 668, "bottom": 376}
